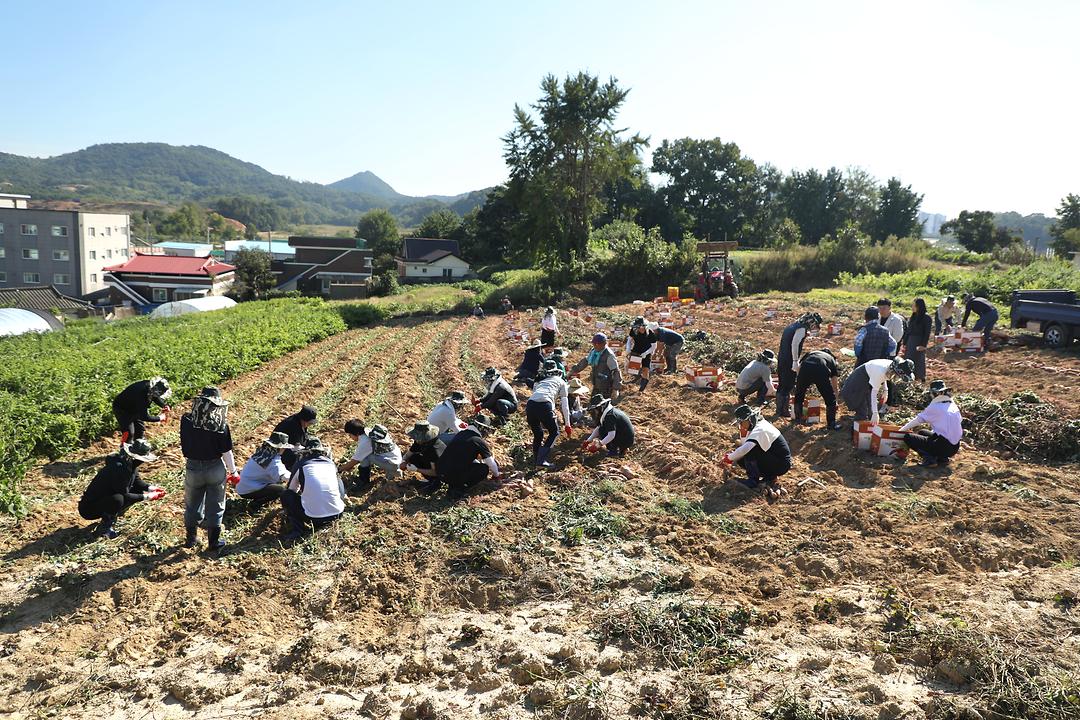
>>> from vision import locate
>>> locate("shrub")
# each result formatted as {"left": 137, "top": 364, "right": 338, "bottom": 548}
{"left": 992, "top": 240, "right": 1036, "bottom": 266}
{"left": 336, "top": 302, "right": 390, "bottom": 327}
{"left": 585, "top": 221, "right": 698, "bottom": 300}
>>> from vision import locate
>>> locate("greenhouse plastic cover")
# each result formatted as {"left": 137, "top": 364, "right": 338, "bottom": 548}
{"left": 0, "top": 308, "right": 62, "bottom": 336}
{"left": 150, "top": 296, "right": 237, "bottom": 318}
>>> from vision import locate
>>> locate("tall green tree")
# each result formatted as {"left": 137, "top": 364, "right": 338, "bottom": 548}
{"left": 941, "top": 210, "right": 1012, "bottom": 253}
{"left": 158, "top": 202, "right": 207, "bottom": 239}
{"left": 503, "top": 72, "right": 645, "bottom": 277}
{"left": 650, "top": 137, "right": 762, "bottom": 244}
{"left": 844, "top": 167, "right": 880, "bottom": 235}
{"left": 461, "top": 185, "right": 524, "bottom": 264}
{"left": 1051, "top": 193, "right": 1080, "bottom": 255}
{"left": 778, "top": 167, "right": 851, "bottom": 244}
{"left": 414, "top": 209, "right": 461, "bottom": 239}
{"left": 229, "top": 247, "right": 275, "bottom": 300}
{"left": 871, "top": 177, "right": 923, "bottom": 242}
{"left": 355, "top": 208, "right": 401, "bottom": 257}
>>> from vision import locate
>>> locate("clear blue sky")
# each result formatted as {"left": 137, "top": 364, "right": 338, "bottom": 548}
{"left": 3, "top": 0, "right": 1077, "bottom": 216}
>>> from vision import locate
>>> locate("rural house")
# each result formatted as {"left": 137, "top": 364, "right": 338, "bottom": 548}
{"left": 277, "top": 236, "right": 373, "bottom": 299}
{"left": 397, "top": 238, "right": 472, "bottom": 283}
{"left": 102, "top": 252, "right": 235, "bottom": 309}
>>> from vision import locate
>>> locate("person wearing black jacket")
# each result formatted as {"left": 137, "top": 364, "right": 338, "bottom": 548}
{"left": 112, "top": 377, "right": 172, "bottom": 443}
{"left": 436, "top": 415, "right": 501, "bottom": 500}
{"left": 78, "top": 439, "right": 165, "bottom": 539}
{"left": 180, "top": 387, "right": 237, "bottom": 554}
{"left": 625, "top": 317, "right": 659, "bottom": 391}
{"left": 274, "top": 405, "right": 317, "bottom": 472}
{"left": 905, "top": 298, "right": 933, "bottom": 382}
{"left": 961, "top": 293, "right": 999, "bottom": 348}
{"left": 514, "top": 340, "right": 546, "bottom": 388}
{"left": 401, "top": 422, "right": 447, "bottom": 492}
{"left": 776, "top": 313, "right": 822, "bottom": 418}
{"left": 477, "top": 367, "right": 518, "bottom": 423}
{"left": 793, "top": 349, "right": 842, "bottom": 430}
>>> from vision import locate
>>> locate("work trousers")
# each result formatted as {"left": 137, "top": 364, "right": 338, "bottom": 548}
{"left": 357, "top": 452, "right": 402, "bottom": 482}
{"left": 540, "top": 328, "right": 556, "bottom": 346}
{"left": 481, "top": 397, "right": 516, "bottom": 418}
{"left": 184, "top": 458, "right": 226, "bottom": 529}
{"left": 972, "top": 309, "right": 999, "bottom": 345}
{"left": 905, "top": 344, "right": 927, "bottom": 382}
{"left": 664, "top": 340, "right": 684, "bottom": 373}
{"left": 115, "top": 413, "right": 146, "bottom": 441}
{"left": 739, "top": 447, "right": 791, "bottom": 485}
{"left": 280, "top": 489, "right": 340, "bottom": 534}
{"left": 78, "top": 493, "right": 141, "bottom": 521}
{"left": 775, "top": 366, "right": 797, "bottom": 415}
{"left": 793, "top": 370, "right": 837, "bottom": 426}
{"left": 238, "top": 483, "right": 286, "bottom": 501}
{"left": 441, "top": 462, "right": 490, "bottom": 497}
{"left": 737, "top": 378, "right": 770, "bottom": 405}
{"left": 526, "top": 399, "right": 559, "bottom": 455}
{"left": 904, "top": 431, "right": 960, "bottom": 463}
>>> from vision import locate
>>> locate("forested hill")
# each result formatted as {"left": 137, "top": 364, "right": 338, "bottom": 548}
{"left": 0, "top": 143, "right": 490, "bottom": 226}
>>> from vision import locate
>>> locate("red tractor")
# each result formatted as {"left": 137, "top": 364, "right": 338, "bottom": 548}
{"left": 694, "top": 241, "right": 739, "bottom": 301}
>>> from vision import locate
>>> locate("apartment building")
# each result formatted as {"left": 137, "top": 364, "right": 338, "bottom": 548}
{"left": 0, "top": 193, "right": 131, "bottom": 297}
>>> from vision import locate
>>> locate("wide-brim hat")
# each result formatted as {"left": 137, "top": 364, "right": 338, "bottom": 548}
{"left": 298, "top": 404, "right": 317, "bottom": 422}
{"left": 199, "top": 386, "right": 228, "bottom": 406}
{"left": 481, "top": 367, "right": 500, "bottom": 380}
{"left": 527, "top": 338, "right": 544, "bottom": 349}
{"left": 471, "top": 414, "right": 495, "bottom": 433}
{"left": 545, "top": 306, "right": 555, "bottom": 314}
{"left": 448, "top": 391, "right": 468, "bottom": 406}
{"left": 122, "top": 439, "right": 159, "bottom": 463}
{"left": 732, "top": 404, "right": 758, "bottom": 424}
{"left": 586, "top": 393, "right": 609, "bottom": 412}
{"left": 407, "top": 422, "right": 439, "bottom": 442}
{"left": 264, "top": 431, "right": 293, "bottom": 449}
{"left": 891, "top": 358, "right": 915, "bottom": 379}
{"left": 568, "top": 378, "right": 589, "bottom": 395}
{"left": 150, "top": 376, "right": 172, "bottom": 400}
{"left": 929, "top": 379, "right": 950, "bottom": 395}
{"left": 301, "top": 437, "right": 330, "bottom": 457}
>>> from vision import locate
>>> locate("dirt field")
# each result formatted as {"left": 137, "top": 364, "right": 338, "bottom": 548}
{"left": 1, "top": 300, "right": 1078, "bottom": 720}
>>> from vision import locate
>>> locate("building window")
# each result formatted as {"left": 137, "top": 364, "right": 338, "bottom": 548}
{"left": 53, "top": 249, "right": 70, "bottom": 261}
{"left": 152, "top": 288, "right": 168, "bottom": 302}
{"left": 442, "top": 268, "right": 452, "bottom": 278}
{"left": 422, "top": 267, "right": 427, "bottom": 273}
{"left": 89, "top": 250, "right": 96, "bottom": 260}
{"left": 105, "top": 227, "right": 112, "bottom": 237}
{"left": 22, "top": 248, "right": 39, "bottom": 260}
{"left": 89, "top": 227, "right": 96, "bottom": 237}
{"left": 0, "top": 247, "right": 4, "bottom": 258}
{"left": 23, "top": 272, "right": 40, "bottom": 284}
{"left": 51, "top": 225, "right": 69, "bottom": 237}
{"left": 0, "top": 272, "right": 5, "bottom": 282}
{"left": 21, "top": 224, "right": 37, "bottom": 236}
{"left": 0, "top": 222, "right": 4, "bottom": 234}
{"left": 121, "top": 248, "right": 129, "bottom": 257}
{"left": 53, "top": 273, "right": 70, "bottom": 285}
{"left": 90, "top": 274, "right": 97, "bottom": 283}
{"left": 106, "top": 249, "right": 113, "bottom": 258}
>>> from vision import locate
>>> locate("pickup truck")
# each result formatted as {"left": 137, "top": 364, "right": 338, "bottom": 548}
{"left": 1010, "top": 289, "right": 1080, "bottom": 347}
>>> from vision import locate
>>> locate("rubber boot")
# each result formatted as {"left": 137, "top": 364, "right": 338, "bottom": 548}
{"left": 775, "top": 392, "right": 791, "bottom": 418}
{"left": 827, "top": 406, "right": 841, "bottom": 431}
{"left": 793, "top": 404, "right": 804, "bottom": 422}
{"left": 184, "top": 525, "right": 199, "bottom": 549}
{"left": 96, "top": 515, "right": 118, "bottom": 540}
{"left": 638, "top": 376, "right": 649, "bottom": 392}
{"left": 206, "top": 526, "right": 225, "bottom": 554}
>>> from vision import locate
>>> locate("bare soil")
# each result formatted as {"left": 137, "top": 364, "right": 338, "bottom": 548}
{"left": 1, "top": 302, "right": 1078, "bottom": 720}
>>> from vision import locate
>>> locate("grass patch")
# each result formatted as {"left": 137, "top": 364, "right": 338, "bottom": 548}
{"left": 875, "top": 491, "right": 943, "bottom": 522}
{"left": 549, "top": 488, "right": 629, "bottom": 546}
{"left": 597, "top": 600, "right": 752, "bottom": 671}
{"left": 659, "top": 495, "right": 746, "bottom": 534}
{"left": 430, "top": 506, "right": 503, "bottom": 544}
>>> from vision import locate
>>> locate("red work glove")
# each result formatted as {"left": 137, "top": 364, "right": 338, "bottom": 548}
{"left": 458, "top": 421, "right": 468, "bottom": 430}
{"left": 721, "top": 453, "right": 734, "bottom": 466}
{"left": 226, "top": 473, "right": 241, "bottom": 487}
{"left": 144, "top": 487, "right": 166, "bottom": 501}
{"left": 564, "top": 426, "right": 572, "bottom": 439}
{"left": 160, "top": 407, "right": 171, "bottom": 423}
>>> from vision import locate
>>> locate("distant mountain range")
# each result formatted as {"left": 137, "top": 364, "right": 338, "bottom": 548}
{"left": 0, "top": 143, "right": 492, "bottom": 226}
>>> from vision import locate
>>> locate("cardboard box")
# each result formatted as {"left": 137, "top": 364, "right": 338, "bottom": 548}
{"left": 827, "top": 323, "right": 843, "bottom": 335}
{"left": 682, "top": 316, "right": 695, "bottom": 328}
{"left": 765, "top": 309, "right": 777, "bottom": 319}
{"left": 683, "top": 366, "right": 722, "bottom": 389}
{"left": 667, "top": 286, "right": 680, "bottom": 302}
{"left": 681, "top": 298, "right": 694, "bottom": 305}
{"left": 659, "top": 311, "right": 672, "bottom": 320}
{"left": 627, "top": 355, "right": 643, "bottom": 376}
{"left": 870, "top": 424, "right": 909, "bottom": 459}
{"left": 852, "top": 420, "right": 875, "bottom": 450}
{"left": 805, "top": 399, "right": 823, "bottom": 424}
{"left": 508, "top": 328, "right": 521, "bottom": 340}
{"left": 595, "top": 321, "right": 606, "bottom": 330}
{"left": 660, "top": 319, "right": 675, "bottom": 329}
{"left": 766, "top": 374, "right": 778, "bottom": 398}
{"left": 959, "top": 331, "right": 984, "bottom": 352}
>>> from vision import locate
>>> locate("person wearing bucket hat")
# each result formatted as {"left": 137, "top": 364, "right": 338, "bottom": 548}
{"left": 793, "top": 349, "right": 843, "bottom": 430}
{"left": 436, "top": 414, "right": 501, "bottom": 500}
{"left": 722, "top": 405, "right": 791, "bottom": 501}
{"left": 274, "top": 405, "right": 318, "bottom": 472}
{"left": 549, "top": 348, "right": 569, "bottom": 378}
{"left": 540, "top": 306, "right": 558, "bottom": 346}
{"left": 78, "top": 438, "right": 165, "bottom": 539}
{"left": 625, "top": 319, "right": 659, "bottom": 392}
{"left": 281, "top": 437, "right": 346, "bottom": 541}
{"left": 478, "top": 367, "right": 518, "bottom": 423}
{"left": 567, "top": 377, "right": 592, "bottom": 426}
{"left": 526, "top": 360, "right": 573, "bottom": 467}
{"left": 112, "top": 376, "right": 172, "bottom": 444}
{"left": 840, "top": 356, "right": 914, "bottom": 426}
{"left": 339, "top": 419, "right": 403, "bottom": 485}
{"left": 776, "top": 313, "right": 823, "bottom": 418}
{"left": 180, "top": 386, "right": 236, "bottom": 553}
{"left": 735, "top": 349, "right": 777, "bottom": 405}
{"left": 570, "top": 333, "right": 623, "bottom": 402}
{"left": 235, "top": 431, "right": 293, "bottom": 502}
{"left": 514, "top": 338, "right": 547, "bottom": 388}
{"left": 427, "top": 390, "right": 470, "bottom": 440}
{"left": 899, "top": 380, "right": 964, "bottom": 467}
{"left": 402, "top": 422, "right": 447, "bottom": 492}
{"left": 582, "top": 394, "right": 635, "bottom": 457}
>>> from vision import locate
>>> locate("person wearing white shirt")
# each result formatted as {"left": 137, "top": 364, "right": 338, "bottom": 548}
{"left": 840, "top": 357, "right": 915, "bottom": 425}
{"left": 526, "top": 360, "right": 572, "bottom": 467}
{"left": 540, "top": 306, "right": 558, "bottom": 345}
{"left": 338, "top": 420, "right": 403, "bottom": 485}
{"left": 736, "top": 349, "right": 777, "bottom": 405}
{"left": 236, "top": 431, "right": 293, "bottom": 501}
{"left": 281, "top": 437, "right": 346, "bottom": 541}
{"left": 427, "top": 391, "right": 469, "bottom": 442}
{"left": 877, "top": 298, "right": 906, "bottom": 352}
{"left": 721, "top": 405, "right": 791, "bottom": 501}
{"left": 899, "top": 380, "right": 963, "bottom": 467}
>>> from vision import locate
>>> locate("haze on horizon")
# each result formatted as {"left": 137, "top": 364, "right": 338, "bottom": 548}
{"left": 2, "top": 0, "right": 1076, "bottom": 217}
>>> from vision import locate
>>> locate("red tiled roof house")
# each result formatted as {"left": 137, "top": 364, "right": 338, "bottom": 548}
{"left": 103, "top": 252, "right": 236, "bottom": 307}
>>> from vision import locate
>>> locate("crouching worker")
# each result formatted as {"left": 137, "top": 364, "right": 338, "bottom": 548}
{"left": 514, "top": 339, "right": 545, "bottom": 388}
{"left": 281, "top": 437, "right": 346, "bottom": 541}
{"left": 794, "top": 349, "right": 842, "bottom": 430}
{"left": 722, "top": 405, "right": 791, "bottom": 501}
{"left": 180, "top": 386, "right": 236, "bottom": 553}
{"left": 436, "top": 414, "right": 502, "bottom": 500}
{"left": 899, "top": 380, "right": 963, "bottom": 468}
{"left": 840, "top": 357, "right": 914, "bottom": 425}
{"left": 113, "top": 376, "right": 172, "bottom": 443}
{"left": 582, "top": 394, "right": 635, "bottom": 457}
{"left": 235, "top": 431, "right": 293, "bottom": 502}
{"left": 428, "top": 391, "right": 470, "bottom": 441}
{"left": 567, "top": 378, "right": 591, "bottom": 426}
{"left": 478, "top": 367, "right": 518, "bottom": 424}
{"left": 402, "top": 422, "right": 446, "bottom": 493}
{"left": 78, "top": 439, "right": 165, "bottom": 539}
{"left": 339, "top": 420, "right": 402, "bottom": 485}
{"left": 736, "top": 349, "right": 777, "bottom": 405}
